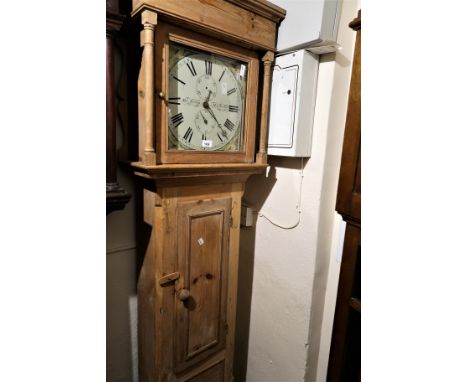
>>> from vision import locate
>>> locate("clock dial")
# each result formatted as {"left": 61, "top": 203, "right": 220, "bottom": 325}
{"left": 167, "top": 43, "right": 247, "bottom": 151}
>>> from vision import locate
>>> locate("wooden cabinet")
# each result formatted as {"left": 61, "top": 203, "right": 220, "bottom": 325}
{"left": 327, "top": 9, "right": 361, "bottom": 382}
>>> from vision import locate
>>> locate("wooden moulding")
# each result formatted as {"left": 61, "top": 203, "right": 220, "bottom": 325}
{"left": 131, "top": 162, "right": 267, "bottom": 181}
{"left": 224, "top": 0, "right": 286, "bottom": 23}
{"left": 131, "top": 0, "right": 285, "bottom": 51}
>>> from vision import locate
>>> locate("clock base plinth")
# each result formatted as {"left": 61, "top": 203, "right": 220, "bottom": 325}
{"left": 133, "top": 163, "right": 261, "bottom": 382}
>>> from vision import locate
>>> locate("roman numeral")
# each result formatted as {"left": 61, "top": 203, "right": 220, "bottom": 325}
{"left": 205, "top": 60, "right": 212, "bottom": 75}
{"left": 217, "top": 133, "right": 224, "bottom": 141}
{"left": 224, "top": 118, "right": 235, "bottom": 131}
{"left": 172, "top": 76, "right": 186, "bottom": 85}
{"left": 227, "top": 88, "right": 236, "bottom": 95}
{"left": 229, "top": 105, "right": 239, "bottom": 113}
{"left": 218, "top": 69, "right": 226, "bottom": 82}
{"left": 171, "top": 113, "right": 184, "bottom": 128}
{"left": 168, "top": 97, "right": 180, "bottom": 105}
{"left": 186, "top": 61, "right": 197, "bottom": 76}
{"left": 183, "top": 127, "right": 194, "bottom": 142}
{"left": 202, "top": 133, "right": 207, "bottom": 141}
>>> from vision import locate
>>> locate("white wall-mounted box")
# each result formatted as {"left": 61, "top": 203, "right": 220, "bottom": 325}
{"left": 269, "top": 0, "right": 342, "bottom": 53}
{"left": 267, "top": 50, "right": 319, "bottom": 158}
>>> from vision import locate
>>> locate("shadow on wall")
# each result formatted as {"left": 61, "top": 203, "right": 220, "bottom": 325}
{"left": 234, "top": 155, "right": 308, "bottom": 381}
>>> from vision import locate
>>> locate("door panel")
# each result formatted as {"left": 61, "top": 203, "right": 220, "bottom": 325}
{"left": 174, "top": 197, "right": 231, "bottom": 375}
{"left": 185, "top": 361, "right": 224, "bottom": 382}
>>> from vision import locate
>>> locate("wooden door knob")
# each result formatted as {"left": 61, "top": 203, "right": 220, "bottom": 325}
{"left": 177, "top": 288, "right": 190, "bottom": 301}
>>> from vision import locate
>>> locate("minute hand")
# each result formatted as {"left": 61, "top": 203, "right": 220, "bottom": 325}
{"left": 205, "top": 106, "right": 227, "bottom": 137}
{"left": 206, "top": 107, "right": 221, "bottom": 126}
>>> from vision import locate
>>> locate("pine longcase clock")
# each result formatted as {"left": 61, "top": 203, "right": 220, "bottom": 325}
{"left": 130, "top": 1, "right": 285, "bottom": 381}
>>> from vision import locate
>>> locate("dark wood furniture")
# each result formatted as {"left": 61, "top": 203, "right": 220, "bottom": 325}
{"left": 327, "top": 9, "right": 361, "bottom": 382}
{"left": 106, "top": 0, "right": 131, "bottom": 214}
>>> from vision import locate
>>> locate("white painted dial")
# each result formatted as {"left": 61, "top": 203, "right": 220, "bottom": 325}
{"left": 167, "top": 44, "right": 246, "bottom": 151}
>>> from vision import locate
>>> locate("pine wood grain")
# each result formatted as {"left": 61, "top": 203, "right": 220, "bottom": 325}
{"left": 132, "top": 0, "right": 285, "bottom": 51}
{"left": 174, "top": 198, "right": 231, "bottom": 373}
{"left": 138, "top": 178, "right": 247, "bottom": 381}
{"left": 140, "top": 10, "right": 158, "bottom": 165}
{"left": 256, "top": 51, "right": 274, "bottom": 164}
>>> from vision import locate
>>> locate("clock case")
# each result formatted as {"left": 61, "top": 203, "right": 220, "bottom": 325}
{"left": 157, "top": 23, "right": 259, "bottom": 163}
{"left": 128, "top": 1, "right": 285, "bottom": 381}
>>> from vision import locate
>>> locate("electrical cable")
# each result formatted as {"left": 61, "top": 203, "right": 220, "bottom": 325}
{"left": 257, "top": 157, "right": 305, "bottom": 230}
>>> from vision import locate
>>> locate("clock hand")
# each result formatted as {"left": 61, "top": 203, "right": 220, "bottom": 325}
{"left": 199, "top": 111, "right": 208, "bottom": 124}
{"left": 203, "top": 90, "right": 212, "bottom": 109}
{"left": 202, "top": 90, "right": 228, "bottom": 137}
{"left": 205, "top": 106, "right": 220, "bottom": 125}
{"left": 205, "top": 106, "right": 228, "bottom": 138}
{"left": 205, "top": 107, "right": 220, "bottom": 127}
{"left": 202, "top": 95, "right": 220, "bottom": 124}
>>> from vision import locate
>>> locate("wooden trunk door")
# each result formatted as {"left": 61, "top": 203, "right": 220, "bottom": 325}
{"left": 174, "top": 197, "right": 231, "bottom": 378}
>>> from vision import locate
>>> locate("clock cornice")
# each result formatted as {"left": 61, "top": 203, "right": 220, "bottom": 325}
{"left": 131, "top": 0, "right": 285, "bottom": 51}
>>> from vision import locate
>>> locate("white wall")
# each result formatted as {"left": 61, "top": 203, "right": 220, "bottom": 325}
{"left": 236, "top": 0, "right": 360, "bottom": 380}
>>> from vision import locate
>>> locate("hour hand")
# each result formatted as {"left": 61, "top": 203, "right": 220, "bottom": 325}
{"left": 203, "top": 90, "right": 212, "bottom": 107}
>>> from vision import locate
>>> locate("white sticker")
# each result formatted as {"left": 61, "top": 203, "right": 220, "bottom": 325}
{"left": 221, "top": 82, "right": 227, "bottom": 95}
{"left": 240, "top": 64, "right": 246, "bottom": 78}
{"left": 197, "top": 238, "right": 205, "bottom": 246}
{"left": 202, "top": 140, "right": 213, "bottom": 148}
